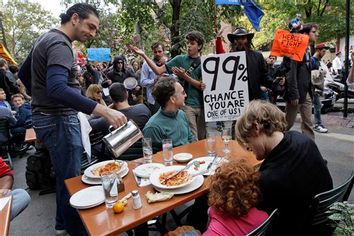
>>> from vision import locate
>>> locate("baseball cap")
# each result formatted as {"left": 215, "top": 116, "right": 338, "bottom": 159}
{"left": 315, "top": 43, "right": 329, "bottom": 50}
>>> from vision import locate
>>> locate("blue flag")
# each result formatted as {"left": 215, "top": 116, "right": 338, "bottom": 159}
{"left": 242, "top": 0, "right": 264, "bottom": 31}
{"left": 215, "top": 0, "right": 264, "bottom": 32}
{"left": 87, "top": 48, "right": 111, "bottom": 62}
{"left": 215, "top": 0, "right": 241, "bottom": 4}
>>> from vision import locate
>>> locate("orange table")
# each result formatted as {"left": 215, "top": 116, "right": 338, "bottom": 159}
{"left": 0, "top": 196, "right": 12, "bottom": 236}
{"left": 65, "top": 139, "right": 258, "bottom": 236}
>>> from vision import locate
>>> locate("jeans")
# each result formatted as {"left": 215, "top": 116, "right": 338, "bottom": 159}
{"left": 7, "top": 189, "right": 31, "bottom": 220}
{"left": 313, "top": 93, "right": 322, "bottom": 125}
{"left": 32, "top": 113, "right": 86, "bottom": 235}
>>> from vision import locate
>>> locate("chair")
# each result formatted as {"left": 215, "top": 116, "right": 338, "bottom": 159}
{"left": 246, "top": 209, "right": 279, "bottom": 236}
{"left": 0, "top": 118, "right": 14, "bottom": 169}
{"left": 306, "top": 171, "right": 354, "bottom": 235}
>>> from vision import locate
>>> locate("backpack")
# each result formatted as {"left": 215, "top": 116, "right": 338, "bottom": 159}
{"left": 25, "top": 149, "right": 55, "bottom": 193}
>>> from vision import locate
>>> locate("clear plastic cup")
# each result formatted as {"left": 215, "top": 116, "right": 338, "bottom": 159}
{"left": 101, "top": 172, "right": 118, "bottom": 208}
{"left": 162, "top": 139, "right": 173, "bottom": 165}
{"left": 142, "top": 137, "right": 153, "bottom": 163}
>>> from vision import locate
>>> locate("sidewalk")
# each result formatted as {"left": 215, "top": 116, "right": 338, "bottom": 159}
{"left": 8, "top": 111, "right": 354, "bottom": 236}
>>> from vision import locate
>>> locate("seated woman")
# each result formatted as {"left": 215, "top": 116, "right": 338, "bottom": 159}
{"left": 203, "top": 158, "right": 268, "bottom": 236}
{"left": 85, "top": 84, "right": 106, "bottom": 106}
{"left": 235, "top": 100, "right": 333, "bottom": 235}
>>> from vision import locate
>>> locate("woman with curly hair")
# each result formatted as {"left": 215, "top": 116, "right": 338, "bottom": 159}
{"left": 235, "top": 100, "right": 333, "bottom": 235}
{"left": 203, "top": 158, "right": 268, "bottom": 236}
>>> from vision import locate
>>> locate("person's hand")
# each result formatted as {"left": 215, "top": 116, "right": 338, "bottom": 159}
{"left": 107, "top": 79, "right": 112, "bottom": 86}
{"left": 260, "top": 86, "right": 268, "bottom": 92}
{"left": 172, "top": 67, "right": 187, "bottom": 79}
{"left": 216, "top": 26, "right": 226, "bottom": 38}
{"left": 290, "top": 99, "right": 299, "bottom": 106}
{"left": 127, "top": 45, "right": 145, "bottom": 56}
{"left": 134, "top": 85, "right": 141, "bottom": 91}
{"left": 0, "top": 189, "right": 11, "bottom": 197}
{"left": 278, "top": 77, "right": 285, "bottom": 86}
{"left": 200, "top": 82, "right": 206, "bottom": 90}
{"left": 104, "top": 108, "right": 127, "bottom": 129}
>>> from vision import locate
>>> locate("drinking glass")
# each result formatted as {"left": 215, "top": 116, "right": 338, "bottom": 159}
{"left": 162, "top": 139, "right": 173, "bottom": 165}
{"left": 221, "top": 128, "right": 231, "bottom": 158}
{"left": 206, "top": 132, "right": 216, "bottom": 156}
{"left": 142, "top": 137, "right": 153, "bottom": 163}
{"left": 101, "top": 172, "right": 118, "bottom": 208}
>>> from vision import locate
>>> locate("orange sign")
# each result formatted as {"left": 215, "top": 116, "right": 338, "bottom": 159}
{"left": 271, "top": 29, "right": 309, "bottom": 62}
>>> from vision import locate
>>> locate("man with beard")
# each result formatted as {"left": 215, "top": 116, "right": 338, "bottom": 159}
{"left": 140, "top": 42, "right": 168, "bottom": 114}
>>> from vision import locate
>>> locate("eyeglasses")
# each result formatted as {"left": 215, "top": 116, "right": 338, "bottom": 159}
{"left": 117, "top": 61, "right": 124, "bottom": 64}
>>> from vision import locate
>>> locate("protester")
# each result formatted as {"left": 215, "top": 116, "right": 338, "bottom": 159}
{"left": 0, "top": 59, "right": 20, "bottom": 101}
{"left": 346, "top": 51, "right": 354, "bottom": 89}
{"left": 18, "top": 3, "right": 127, "bottom": 235}
{"left": 311, "top": 43, "right": 329, "bottom": 133}
{"left": 0, "top": 88, "right": 11, "bottom": 110}
{"left": 140, "top": 42, "right": 168, "bottom": 114}
{"left": 203, "top": 159, "right": 268, "bottom": 236}
{"left": 235, "top": 100, "right": 333, "bottom": 235}
{"left": 285, "top": 23, "right": 318, "bottom": 140}
{"left": 0, "top": 106, "right": 16, "bottom": 144}
{"left": 143, "top": 77, "right": 196, "bottom": 147}
{"left": 0, "top": 157, "right": 31, "bottom": 220}
{"left": 130, "top": 31, "right": 206, "bottom": 140}
{"left": 332, "top": 51, "right": 343, "bottom": 76}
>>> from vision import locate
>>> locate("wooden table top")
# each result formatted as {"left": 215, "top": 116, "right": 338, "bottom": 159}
{"left": 24, "top": 128, "right": 36, "bottom": 143}
{"left": 65, "top": 138, "right": 258, "bottom": 236}
{"left": 0, "top": 196, "right": 12, "bottom": 236}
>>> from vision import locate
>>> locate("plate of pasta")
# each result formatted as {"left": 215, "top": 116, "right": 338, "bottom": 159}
{"left": 149, "top": 165, "right": 196, "bottom": 190}
{"left": 84, "top": 160, "right": 128, "bottom": 179}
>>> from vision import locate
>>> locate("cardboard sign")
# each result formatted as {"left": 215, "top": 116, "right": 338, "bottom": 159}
{"left": 271, "top": 29, "right": 309, "bottom": 62}
{"left": 87, "top": 48, "right": 111, "bottom": 62}
{"left": 201, "top": 52, "right": 249, "bottom": 122}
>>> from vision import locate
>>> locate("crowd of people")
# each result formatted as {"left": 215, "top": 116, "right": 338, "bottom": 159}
{"left": 0, "top": 2, "right": 353, "bottom": 236}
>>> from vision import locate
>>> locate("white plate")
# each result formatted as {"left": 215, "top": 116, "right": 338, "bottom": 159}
{"left": 134, "top": 163, "right": 165, "bottom": 178}
{"left": 153, "top": 175, "right": 204, "bottom": 195}
{"left": 70, "top": 186, "right": 105, "bottom": 209}
{"left": 81, "top": 167, "right": 129, "bottom": 185}
{"left": 150, "top": 165, "right": 195, "bottom": 190}
{"left": 187, "top": 156, "right": 227, "bottom": 176}
{"left": 173, "top": 153, "right": 193, "bottom": 163}
{"left": 84, "top": 160, "right": 128, "bottom": 179}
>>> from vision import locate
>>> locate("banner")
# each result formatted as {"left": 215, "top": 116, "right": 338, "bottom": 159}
{"left": 87, "top": 48, "right": 111, "bottom": 62}
{"left": 271, "top": 29, "right": 309, "bottom": 62}
{"left": 201, "top": 52, "right": 249, "bottom": 122}
{"left": 0, "top": 43, "right": 17, "bottom": 65}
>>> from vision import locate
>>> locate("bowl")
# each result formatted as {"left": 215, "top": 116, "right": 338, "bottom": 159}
{"left": 173, "top": 153, "right": 193, "bottom": 163}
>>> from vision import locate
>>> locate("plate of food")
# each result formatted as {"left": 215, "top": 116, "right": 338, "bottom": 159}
{"left": 173, "top": 153, "right": 193, "bottom": 163}
{"left": 84, "top": 160, "right": 128, "bottom": 179}
{"left": 149, "top": 165, "right": 195, "bottom": 190}
{"left": 134, "top": 163, "right": 165, "bottom": 178}
{"left": 153, "top": 175, "right": 204, "bottom": 195}
{"left": 82, "top": 167, "right": 129, "bottom": 185}
{"left": 187, "top": 156, "right": 227, "bottom": 176}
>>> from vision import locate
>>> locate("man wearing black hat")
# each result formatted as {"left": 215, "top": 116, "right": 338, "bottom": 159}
{"left": 224, "top": 27, "right": 268, "bottom": 101}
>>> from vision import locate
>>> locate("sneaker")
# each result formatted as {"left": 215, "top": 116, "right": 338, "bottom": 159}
{"left": 314, "top": 125, "right": 328, "bottom": 133}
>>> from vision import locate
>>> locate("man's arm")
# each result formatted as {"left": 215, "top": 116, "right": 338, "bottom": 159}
{"left": 47, "top": 65, "right": 127, "bottom": 129}
{"left": 0, "top": 158, "right": 14, "bottom": 191}
{"left": 171, "top": 67, "right": 204, "bottom": 90}
{"left": 128, "top": 45, "right": 166, "bottom": 75}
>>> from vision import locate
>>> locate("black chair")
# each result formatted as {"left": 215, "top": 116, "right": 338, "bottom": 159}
{"left": 246, "top": 208, "right": 279, "bottom": 236}
{"left": 0, "top": 118, "right": 14, "bottom": 169}
{"left": 306, "top": 171, "right": 354, "bottom": 235}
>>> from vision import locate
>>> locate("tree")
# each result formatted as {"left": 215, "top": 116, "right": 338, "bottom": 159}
{"left": 1, "top": 0, "right": 57, "bottom": 63}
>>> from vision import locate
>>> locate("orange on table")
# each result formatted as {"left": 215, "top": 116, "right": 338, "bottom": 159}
{"left": 113, "top": 201, "right": 125, "bottom": 214}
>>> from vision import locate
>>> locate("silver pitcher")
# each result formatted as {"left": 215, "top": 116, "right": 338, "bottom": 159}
{"left": 103, "top": 120, "right": 143, "bottom": 158}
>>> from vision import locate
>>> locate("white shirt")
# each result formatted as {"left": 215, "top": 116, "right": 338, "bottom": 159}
{"left": 332, "top": 56, "right": 343, "bottom": 74}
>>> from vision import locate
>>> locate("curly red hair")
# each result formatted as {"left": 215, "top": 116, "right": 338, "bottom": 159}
{"left": 208, "top": 158, "right": 261, "bottom": 217}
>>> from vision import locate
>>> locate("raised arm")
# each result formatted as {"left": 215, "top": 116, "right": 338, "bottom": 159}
{"left": 128, "top": 45, "right": 166, "bottom": 75}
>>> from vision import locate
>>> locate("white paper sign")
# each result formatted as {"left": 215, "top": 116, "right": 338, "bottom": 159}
{"left": 201, "top": 52, "right": 249, "bottom": 122}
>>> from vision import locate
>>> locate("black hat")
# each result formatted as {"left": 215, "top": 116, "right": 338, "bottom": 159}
{"left": 227, "top": 27, "right": 254, "bottom": 42}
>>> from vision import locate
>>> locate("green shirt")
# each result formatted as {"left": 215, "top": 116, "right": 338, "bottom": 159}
{"left": 165, "top": 55, "right": 203, "bottom": 108}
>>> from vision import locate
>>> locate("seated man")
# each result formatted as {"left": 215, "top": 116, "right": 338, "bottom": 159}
{"left": 0, "top": 106, "right": 17, "bottom": 144}
{"left": 0, "top": 157, "right": 31, "bottom": 220}
{"left": 10, "top": 94, "right": 32, "bottom": 148}
{"left": 143, "top": 77, "right": 196, "bottom": 147}
{"left": 89, "top": 82, "right": 151, "bottom": 131}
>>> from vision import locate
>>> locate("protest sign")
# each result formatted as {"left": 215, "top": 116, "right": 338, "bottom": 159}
{"left": 87, "top": 48, "right": 111, "bottom": 62}
{"left": 201, "top": 52, "right": 249, "bottom": 122}
{"left": 271, "top": 29, "right": 309, "bottom": 62}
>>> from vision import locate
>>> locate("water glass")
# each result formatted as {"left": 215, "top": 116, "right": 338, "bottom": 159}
{"left": 206, "top": 132, "right": 216, "bottom": 156}
{"left": 221, "top": 128, "right": 231, "bottom": 158}
{"left": 101, "top": 172, "right": 118, "bottom": 208}
{"left": 142, "top": 137, "right": 153, "bottom": 163}
{"left": 162, "top": 139, "right": 173, "bottom": 165}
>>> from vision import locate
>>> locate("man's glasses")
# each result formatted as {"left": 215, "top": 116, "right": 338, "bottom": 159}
{"left": 117, "top": 61, "right": 124, "bottom": 64}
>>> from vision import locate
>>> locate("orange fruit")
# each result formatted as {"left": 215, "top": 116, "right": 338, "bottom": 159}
{"left": 113, "top": 201, "right": 125, "bottom": 214}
